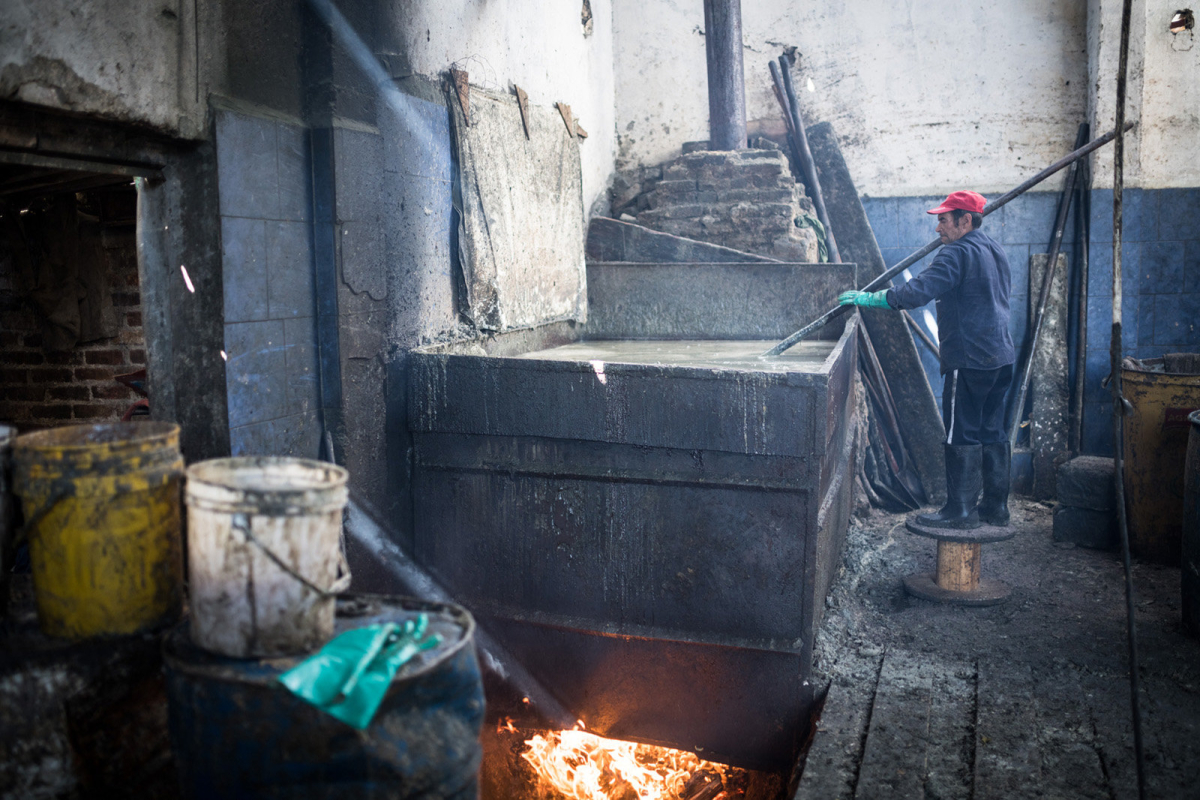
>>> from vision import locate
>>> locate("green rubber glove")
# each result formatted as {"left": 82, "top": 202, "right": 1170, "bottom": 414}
{"left": 278, "top": 616, "right": 442, "bottom": 729}
{"left": 837, "top": 290, "right": 891, "bottom": 309}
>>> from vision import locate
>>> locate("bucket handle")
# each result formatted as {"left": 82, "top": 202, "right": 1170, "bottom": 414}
{"left": 232, "top": 513, "right": 352, "bottom": 598}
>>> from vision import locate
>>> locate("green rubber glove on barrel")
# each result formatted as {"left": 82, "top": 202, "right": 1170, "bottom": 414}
{"left": 837, "top": 290, "right": 892, "bottom": 309}
{"left": 278, "top": 616, "right": 441, "bottom": 729}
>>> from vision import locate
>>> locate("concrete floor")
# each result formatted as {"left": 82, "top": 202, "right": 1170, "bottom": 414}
{"left": 795, "top": 498, "right": 1200, "bottom": 800}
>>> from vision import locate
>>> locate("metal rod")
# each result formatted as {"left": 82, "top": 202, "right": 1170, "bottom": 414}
{"left": 769, "top": 59, "right": 807, "bottom": 184}
{"left": 778, "top": 55, "right": 840, "bottom": 264}
{"left": 764, "top": 122, "right": 1134, "bottom": 357}
{"left": 768, "top": 60, "right": 793, "bottom": 134}
{"left": 903, "top": 310, "right": 940, "bottom": 360}
{"left": 343, "top": 497, "right": 576, "bottom": 730}
{"left": 1007, "top": 123, "right": 1089, "bottom": 447}
{"left": 1111, "top": 0, "right": 1147, "bottom": 795}
{"left": 703, "top": 0, "right": 747, "bottom": 150}
{"left": 1069, "top": 156, "right": 1091, "bottom": 453}
{"left": 769, "top": 59, "right": 810, "bottom": 199}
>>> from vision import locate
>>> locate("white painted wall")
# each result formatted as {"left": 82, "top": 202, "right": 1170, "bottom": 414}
{"left": 393, "top": 0, "right": 617, "bottom": 215}
{"left": 614, "top": 0, "right": 1092, "bottom": 197}
{"left": 1089, "top": 0, "right": 1200, "bottom": 188}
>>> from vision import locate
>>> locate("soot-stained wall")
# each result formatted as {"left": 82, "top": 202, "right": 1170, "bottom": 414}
{"left": 4, "top": 0, "right": 614, "bottom": 498}
{"left": 212, "top": 3, "right": 607, "bottom": 517}
{"left": 216, "top": 108, "right": 323, "bottom": 459}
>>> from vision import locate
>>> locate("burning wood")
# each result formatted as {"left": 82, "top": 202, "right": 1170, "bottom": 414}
{"left": 512, "top": 721, "right": 749, "bottom": 800}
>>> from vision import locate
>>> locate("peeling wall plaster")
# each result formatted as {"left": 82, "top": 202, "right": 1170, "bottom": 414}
{"left": 0, "top": 0, "right": 213, "bottom": 138}
{"left": 1089, "top": 0, "right": 1200, "bottom": 189}
{"left": 391, "top": 0, "right": 617, "bottom": 216}
{"left": 611, "top": 0, "right": 1198, "bottom": 196}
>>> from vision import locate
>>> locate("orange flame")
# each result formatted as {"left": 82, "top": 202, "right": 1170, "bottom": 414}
{"left": 520, "top": 724, "right": 738, "bottom": 800}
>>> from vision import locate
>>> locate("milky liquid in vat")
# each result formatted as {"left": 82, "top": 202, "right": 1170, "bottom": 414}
{"left": 516, "top": 340, "right": 835, "bottom": 373}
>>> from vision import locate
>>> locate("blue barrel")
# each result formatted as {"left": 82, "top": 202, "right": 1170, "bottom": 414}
{"left": 164, "top": 594, "right": 485, "bottom": 799}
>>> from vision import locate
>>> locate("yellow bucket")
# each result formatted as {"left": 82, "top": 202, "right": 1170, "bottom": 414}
{"left": 13, "top": 422, "right": 185, "bottom": 638}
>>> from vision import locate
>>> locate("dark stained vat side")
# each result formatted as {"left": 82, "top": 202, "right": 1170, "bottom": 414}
{"left": 164, "top": 595, "right": 485, "bottom": 800}
{"left": 407, "top": 308, "right": 858, "bottom": 770}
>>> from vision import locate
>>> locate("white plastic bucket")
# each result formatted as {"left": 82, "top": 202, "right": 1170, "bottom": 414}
{"left": 185, "top": 457, "right": 350, "bottom": 658}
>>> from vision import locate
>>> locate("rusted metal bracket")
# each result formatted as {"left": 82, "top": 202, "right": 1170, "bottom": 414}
{"left": 555, "top": 102, "right": 575, "bottom": 137}
{"left": 514, "top": 85, "right": 531, "bottom": 139}
{"left": 450, "top": 67, "right": 470, "bottom": 125}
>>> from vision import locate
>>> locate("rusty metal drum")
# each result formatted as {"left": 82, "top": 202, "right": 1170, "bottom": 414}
{"left": 0, "top": 424, "right": 15, "bottom": 621}
{"left": 164, "top": 594, "right": 485, "bottom": 799}
{"left": 1120, "top": 355, "right": 1200, "bottom": 564}
{"left": 1183, "top": 410, "right": 1200, "bottom": 637}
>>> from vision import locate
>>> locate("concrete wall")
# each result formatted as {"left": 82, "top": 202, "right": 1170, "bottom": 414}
{"left": 389, "top": 0, "right": 617, "bottom": 214}
{"left": 0, "top": 0, "right": 217, "bottom": 139}
{"left": 216, "top": 108, "right": 323, "bottom": 458}
{"left": 612, "top": 0, "right": 1089, "bottom": 197}
{"left": 207, "top": 0, "right": 618, "bottom": 515}
{"left": 1089, "top": 0, "right": 1200, "bottom": 189}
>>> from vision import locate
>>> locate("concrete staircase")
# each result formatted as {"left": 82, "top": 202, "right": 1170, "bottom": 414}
{"left": 795, "top": 649, "right": 1112, "bottom": 800}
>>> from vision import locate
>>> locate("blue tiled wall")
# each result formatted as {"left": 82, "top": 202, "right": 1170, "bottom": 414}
{"left": 863, "top": 187, "right": 1200, "bottom": 457}
{"left": 215, "top": 109, "right": 323, "bottom": 458}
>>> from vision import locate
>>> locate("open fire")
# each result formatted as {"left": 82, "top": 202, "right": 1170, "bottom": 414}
{"left": 506, "top": 719, "right": 750, "bottom": 800}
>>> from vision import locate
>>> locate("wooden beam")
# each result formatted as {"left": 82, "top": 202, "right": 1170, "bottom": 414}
{"left": 0, "top": 148, "right": 162, "bottom": 179}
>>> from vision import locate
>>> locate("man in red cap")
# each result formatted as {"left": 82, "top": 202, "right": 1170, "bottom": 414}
{"left": 838, "top": 190, "right": 1014, "bottom": 529}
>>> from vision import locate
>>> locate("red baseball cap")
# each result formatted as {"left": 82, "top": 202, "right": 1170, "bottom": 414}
{"left": 927, "top": 191, "right": 987, "bottom": 215}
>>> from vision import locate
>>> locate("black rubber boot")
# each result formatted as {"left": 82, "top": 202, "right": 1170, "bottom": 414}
{"left": 916, "top": 444, "right": 982, "bottom": 529}
{"left": 978, "top": 442, "right": 1011, "bottom": 526}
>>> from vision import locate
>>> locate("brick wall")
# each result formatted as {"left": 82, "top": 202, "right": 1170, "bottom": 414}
{"left": 635, "top": 148, "right": 821, "bottom": 262}
{"left": 0, "top": 224, "right": 145, "bottom": 429}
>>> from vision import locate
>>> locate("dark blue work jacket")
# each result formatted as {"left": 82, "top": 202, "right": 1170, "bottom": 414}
{"left": 886, "top": 229, "right": 1015, "bottom": 373}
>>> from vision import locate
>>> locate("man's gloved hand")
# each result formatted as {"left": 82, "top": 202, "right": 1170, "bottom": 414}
{"left": 837, "top": 290, "right": 891, "bottom": 309}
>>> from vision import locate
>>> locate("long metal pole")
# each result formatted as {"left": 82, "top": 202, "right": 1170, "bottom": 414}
{"left": 703, "top": 0, "right": 747, "bottom": 150}
{"left": 764, "top": 122, "right": 1135, "bottom": 357}
{"left": 344, "top": 498, "right": 576, "bottom": 730}
{"left": 1070, "top": 155, "right": 1091, "bottom": 453}
{"left": 903, "top": 310, "right": 941, "bottom": 360}
{"left": 1111, "top": 0, "right": 1146, "bottom": 795}
{"left": 1007, "top": 123, "right": 1090, "bottom": 447}
{"left": 778, "top": 55, "right": 841, "bottom": 263}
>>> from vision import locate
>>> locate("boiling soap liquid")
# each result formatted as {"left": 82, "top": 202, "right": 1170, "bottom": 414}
{"left": 517, "top": 339, "right": 835, "bottom": 373}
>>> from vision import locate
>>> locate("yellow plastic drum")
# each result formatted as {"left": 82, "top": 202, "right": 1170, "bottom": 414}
{"left": 1121, "top": 356, "right": 1200, "bottom": 565}
{"left": 13, "top": 422, "right": 185, "bottom": 638}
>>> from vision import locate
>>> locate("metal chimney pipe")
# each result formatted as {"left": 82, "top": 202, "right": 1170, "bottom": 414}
{"left": 703, "top": 0, "right": 747, "bottom": 150}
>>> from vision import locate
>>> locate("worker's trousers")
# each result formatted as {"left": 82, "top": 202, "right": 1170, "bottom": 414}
{"left": 941, "top": 364, "right": 1013, "bottom": 446}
